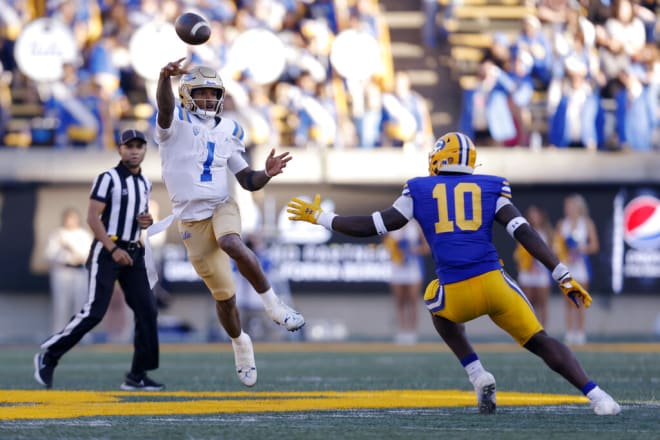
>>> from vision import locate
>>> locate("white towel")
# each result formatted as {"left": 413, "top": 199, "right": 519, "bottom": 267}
{"left": 144, "top": 214, "right": 176, "bottom": 288}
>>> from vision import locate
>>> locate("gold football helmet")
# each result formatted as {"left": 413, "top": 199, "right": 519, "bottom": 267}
{"left": 179, "top": 66, "right": 225, "bottom": 118}
{"left": 428, "top": 132, "right": 477, "bottom": 175}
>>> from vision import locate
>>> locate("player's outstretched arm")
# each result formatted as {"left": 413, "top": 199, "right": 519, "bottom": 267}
{"left": 235, "top": 149, "right": 292, "bottom": 192}
{"left": 287, "top": 194, "right": 408, "bottom": 237}
{"left": 496, "top": 203, "right": 592, "bottom": 308}
{"left": 157, "top": 57, "right": 188, "bottom": 129}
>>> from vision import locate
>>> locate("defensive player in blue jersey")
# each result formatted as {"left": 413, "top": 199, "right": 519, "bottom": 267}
{"left": 287, "top": 132, "right": 620, "bottom": 416}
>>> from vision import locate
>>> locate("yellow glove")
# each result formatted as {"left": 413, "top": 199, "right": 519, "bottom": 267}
{"left": 559, "top": 277, "right": 592, "bottom": 309}
{"left": 287, "top": 194, "right": 323, "bottom": 224}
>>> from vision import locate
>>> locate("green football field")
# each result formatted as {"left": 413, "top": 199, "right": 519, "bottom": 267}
{"left": 1, "top": 342, "right": 659, "bottom": 440}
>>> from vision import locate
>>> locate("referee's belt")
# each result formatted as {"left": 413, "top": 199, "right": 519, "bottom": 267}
{"left": 112, "top": 239, "right": 141, "bottom": 252}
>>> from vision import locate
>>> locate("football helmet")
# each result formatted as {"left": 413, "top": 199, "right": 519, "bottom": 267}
{"left": 428, "top": 132, "right": 476, "bottom": 175}
{"left": 179, "top": 66, "right": 225, "bottom": 119}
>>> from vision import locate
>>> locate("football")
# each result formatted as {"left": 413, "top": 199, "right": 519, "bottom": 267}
{"left": 174, "top": 12, "right": 211, "bottom": 45}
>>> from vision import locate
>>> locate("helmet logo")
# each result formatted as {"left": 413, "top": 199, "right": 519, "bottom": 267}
{"left": 433, "top": 138, "right": 446, "bottom": 152}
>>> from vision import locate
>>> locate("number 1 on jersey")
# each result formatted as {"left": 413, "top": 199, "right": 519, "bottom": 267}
{"left": 433, "top": 182, "right": 482, "bottom": 233}
{"left": 200, "top": 141, "right": 216, "bottom": 182}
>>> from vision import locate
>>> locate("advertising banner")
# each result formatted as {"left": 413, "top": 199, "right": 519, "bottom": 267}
{"left": 611, "top": 189, "right": 660, "bottom": 294}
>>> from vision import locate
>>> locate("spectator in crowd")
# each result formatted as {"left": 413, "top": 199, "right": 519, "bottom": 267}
{"left": 512, "top": 15, "right": 554, "bottom": 89}
{"left": 293, "top": 71, "right": 337, "bottom": 148}
{"left": 506, "top": 50, "right": 536, "bottom": 146}
{"left": 352, "top": 78, "right": 384, "bottom": 148}
{"left": 383, "top": 220, "right": 428, "bottom": 345}
{"left": 513, "top": 205, "right": 553, "bottom": 326}
{"left": 536, "top": 0, "right": 571, "bottom": 27}
{"left": 44, "top": 65, "right": 102, "bottom": 148}
{"left": 47, "top": 0, "right": 102, "bottom": 50}
{"left": 636, "top": 0, "right": 657, "bottom": 43}
{"left": 596, "top": 0, "right": 646, "bottom": 98}
{"left": 482, "top": 32, "right": 512, "bottom": 71}
{"left": 555, "top": 193, "right": 599, "bottom": 346}
{"left": 547, "top": 57, "right": 602, "bottom": 150}
{"left": 421, "top": 0, "right": 441, "bottom": 48}
{"left": 615, "top": 62, "right": 658, "bottom": 151}
{"left": 549, "top": 7, "right": 601, "bottom": 82}
{"left": 44, "top": 207, "right": 93, "bottom": 333}
{"left": 583, "top": 0, "right": 613, "bottom": 26}
{"left": 84, "top": 26, "right": 131, "bottom": 147}
{"left": 459, "top": 60, "right": 518, "bottom": 146}
{"left": 382, "top": 71, "right": 433, "bottom": 149}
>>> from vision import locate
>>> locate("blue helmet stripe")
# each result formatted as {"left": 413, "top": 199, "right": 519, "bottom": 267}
{"left": 456, "top": 133, "right": 464, "bottom": 166}
{"left": 458, "top": 132, "right": 470, "bottom": 166}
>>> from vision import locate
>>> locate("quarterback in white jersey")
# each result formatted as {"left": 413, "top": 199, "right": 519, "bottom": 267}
{"left": 155, "top": 107, "right": 248, "bottom": 221}
{"left": 156, "top": 58, "right": 305, "bottom": 388}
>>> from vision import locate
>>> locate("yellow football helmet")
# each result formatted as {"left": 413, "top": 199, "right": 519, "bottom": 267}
{"left": 428, "top": 132, "right": 477, "bottom": 175}
{"left": 179, "top": 66, "right": 225, "bottom": 119}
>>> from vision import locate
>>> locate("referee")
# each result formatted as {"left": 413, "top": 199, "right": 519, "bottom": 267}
{"left": 34, "top": 129, "right": 163, "bottom": 391}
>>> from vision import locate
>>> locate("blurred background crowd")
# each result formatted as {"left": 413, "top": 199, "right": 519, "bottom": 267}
{"left": 0, "top": 0, "right": 658, "bottom": 152}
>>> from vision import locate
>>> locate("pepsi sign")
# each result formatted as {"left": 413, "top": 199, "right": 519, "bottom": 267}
{"left": 623, "top": 196, "right": 660, "bottom": 250}
{"left": 612, "top": 190, "right": 660, "bottom": 294}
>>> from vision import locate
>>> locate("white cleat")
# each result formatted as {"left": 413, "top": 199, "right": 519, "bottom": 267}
{"left": 591, "top": 395, "right": 621, "bottom": 416}
{"left": 266, "top": 300, "right": 305, "bottom": 331}
{"left": 472, "top": 372, "right": 497, "bottom": 414}
{"left": 232, "top": 334, "right": 257, "bottom": 387}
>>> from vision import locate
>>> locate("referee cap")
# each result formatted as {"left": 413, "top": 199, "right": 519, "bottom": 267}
{"left": 120, "top": 129, "right": 147, "bottom": 145}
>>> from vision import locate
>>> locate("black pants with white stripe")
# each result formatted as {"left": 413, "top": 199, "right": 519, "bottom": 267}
{"left": 41, "top": 242, "right": 159, "bottom": 375}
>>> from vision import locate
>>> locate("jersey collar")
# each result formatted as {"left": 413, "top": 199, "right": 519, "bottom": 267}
{"left": 116, "top": 161, "right": 141, "bottom": 177}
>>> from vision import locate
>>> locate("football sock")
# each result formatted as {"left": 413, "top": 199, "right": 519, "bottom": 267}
{"left": 259, "top": 288, "right": 279, "bottom": 309}
{"left": 461, "top": 353, "right": 486, "bottom": 383}
{"left": 584, "top": 382, "right": 610, "bottom": 402}
{"left": 231, "top": 331, "right": 250, "bottom": 345}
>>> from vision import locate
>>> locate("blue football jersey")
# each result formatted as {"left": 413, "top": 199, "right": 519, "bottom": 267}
{"left": 405, "top": 174, "right": 512, "bottom": 284}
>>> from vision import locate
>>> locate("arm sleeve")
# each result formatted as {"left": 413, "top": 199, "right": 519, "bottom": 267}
{"left": 228, "top": 139, "right": 249, "bottom": 174}
{"left": 90, "top": 173, "right": 111, "bottom": 202}
{"left": 154, "top": 107, "right": 180, "bottom": 144}
{"left": 392, "top": 184, "right": 414, "bottom": 220}
{"left": 392, "top": 195, "right": 414, "bottom": 220}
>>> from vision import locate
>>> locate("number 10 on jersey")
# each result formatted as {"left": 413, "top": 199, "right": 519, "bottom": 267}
{"left": 433, "top": 182, "right": 482, "bottom": 233}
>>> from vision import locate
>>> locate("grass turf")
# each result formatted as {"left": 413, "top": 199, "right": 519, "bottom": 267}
{"left": 1, "top": 343, "right": 659, "bottom": 439}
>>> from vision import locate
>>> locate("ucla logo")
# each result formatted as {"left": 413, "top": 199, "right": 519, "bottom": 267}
{"left": 623, "top": 195, "right": 660, "bottom": 250}
{"left": 181, "top": 231, "right": 192, "bottom": 240}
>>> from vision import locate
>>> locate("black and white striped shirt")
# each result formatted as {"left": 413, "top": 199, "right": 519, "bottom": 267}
{"left": 90, "top": 162, "right": 151, "bottom": 242}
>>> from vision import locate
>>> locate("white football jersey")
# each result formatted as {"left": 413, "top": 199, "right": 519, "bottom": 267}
{"left": 155, "top": 106, "right": 249, "bottom": 221}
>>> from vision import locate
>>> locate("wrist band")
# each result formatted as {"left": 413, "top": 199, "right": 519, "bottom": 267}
{"left": 371, "top": 211, "right": 388, "bottom": 235}
{"left": 110, "top": 246, "right": 119, "bottom": 255}
{"left": 552, "top": 263, "right": 570, "bottom": 282}
{"left": 317, "top": 212, "right": 337, "bottom": 230}
{"left": 264, "top": 168, "right": 272, "bottom": 178}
